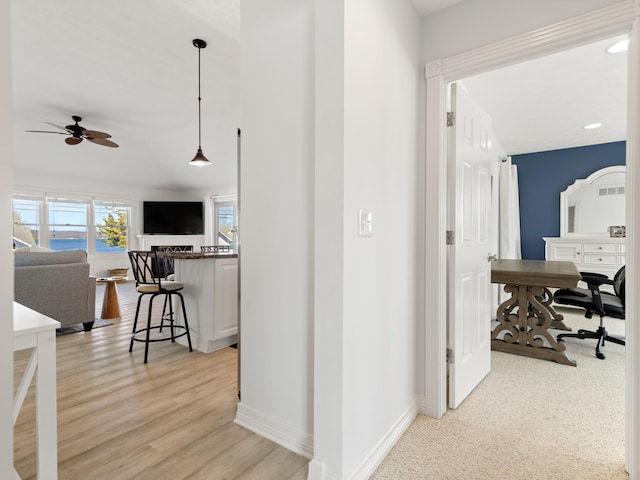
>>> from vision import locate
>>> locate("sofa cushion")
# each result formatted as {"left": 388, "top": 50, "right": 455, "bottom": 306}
{"left": 14, "top": 249, "right": 88, "bottom": 267}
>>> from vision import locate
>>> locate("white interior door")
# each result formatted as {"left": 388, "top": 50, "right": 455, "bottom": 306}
{"left": 447, "top": 82, "right": 493, "bottom": 409}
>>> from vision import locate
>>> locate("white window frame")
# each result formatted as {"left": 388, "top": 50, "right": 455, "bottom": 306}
{"left": 213, "top": 197, "right": 237, "bottom": 250}
{"left": 12, "top": 190, "right": 132, "bottom": 255}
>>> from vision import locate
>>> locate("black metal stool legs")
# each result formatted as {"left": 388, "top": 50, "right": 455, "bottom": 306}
{"left": 129, "top": 294, "right": 144, "bottom": 353}
{"left": 176, "top": 291, "right": 193, "bottom": 352}
{"left": 129, "top": 291, "right": 192, "bottom": 363}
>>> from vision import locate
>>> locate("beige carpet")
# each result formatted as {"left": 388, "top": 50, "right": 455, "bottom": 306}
{"left": 372, "top": 307, "right": 627, "bottom": 480}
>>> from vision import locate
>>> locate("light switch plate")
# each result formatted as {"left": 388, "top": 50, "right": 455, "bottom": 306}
{"left": 358, "top": 209, "right": 373, "bottom": 237}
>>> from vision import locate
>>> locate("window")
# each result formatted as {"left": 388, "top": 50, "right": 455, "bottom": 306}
{"left": 12, "top": 194, "right": 42, "bottom": 248}
{"left": 48, "top": 198, "right": 88, "bottom": 251}
{"left": 214, "top": 200, "right": 237, "bottom": 251}
{"left": 12, "top": 192, "right": 131, "bottom": 254}
{"left": 95, "top": 202, "right": 128, "bottom": 253}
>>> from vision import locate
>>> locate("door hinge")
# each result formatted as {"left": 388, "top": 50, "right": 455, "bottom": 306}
{"left": 446, "top": 348, "right": 454, "bottom": 363}
{"left": 447, "top": 111, "right": 455, "bottom": 127}
{"left": 446, "top": 230, "right": 455, "bottom": 245}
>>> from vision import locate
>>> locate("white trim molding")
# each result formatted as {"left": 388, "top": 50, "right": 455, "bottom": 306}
{"left": 626, "top": 5, "right": 640, "bottom": 478}
{"left": 424, "top": 1, "right": 639, "bottom": 476}
{"left": 344, "top": 399, "right": 420, "bottom": 480}
{"left": 234, "top": 402, "right": 314, "bottom": 459}
{"left": 424, "top": 59, "right": 448, "bottom": 419}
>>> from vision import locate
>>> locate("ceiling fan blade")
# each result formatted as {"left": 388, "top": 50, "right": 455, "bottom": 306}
{"left": 45, "top": 121, "right": 73, "bottom": 133}
{"left": 26, "top": 130, "right": 70, "bottom": 135}
{"left": 83, "top": 129, "right": 111, "bottom": 139}
{"left": 88, "top": 137, "right": 119, "bottom": 148}
{"left": 65, "top": 137, "right": 83, "bottom": 145}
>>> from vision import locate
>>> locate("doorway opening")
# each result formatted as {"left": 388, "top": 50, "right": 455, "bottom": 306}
{"left": 423, "top": 2, "right": 639, "bottom": 476}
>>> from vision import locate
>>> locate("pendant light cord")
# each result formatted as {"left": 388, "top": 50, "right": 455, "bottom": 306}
{"left": 197, "top": 44, "right": 202, "bottom": 149}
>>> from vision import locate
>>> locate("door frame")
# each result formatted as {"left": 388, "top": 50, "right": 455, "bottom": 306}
{"left": 423, "top": 1, "right": 640, "bottom": 475}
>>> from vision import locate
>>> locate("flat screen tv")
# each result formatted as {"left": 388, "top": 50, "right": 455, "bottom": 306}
{"left": 143, "top": 201, "right": 204, "bottom": 235}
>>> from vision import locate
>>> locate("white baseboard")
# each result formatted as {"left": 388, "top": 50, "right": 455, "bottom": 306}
{"left": 344, "top": 397, "right": 420, "bottom": 480}
{"left": 307, "top": 459, "right": 337, "bottom": 480}
{"left": 237, "top": 397, "right": 423, "bottom": 480}
{"left": 235, "top": 402, "right": 314, "bottom": 459}
{"left": 416, "top": 394, "right": 427, "bottom": 415}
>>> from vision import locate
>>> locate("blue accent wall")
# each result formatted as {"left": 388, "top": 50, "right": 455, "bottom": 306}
{"left": 512, "top": 141, "right": 625, "bottom": 260}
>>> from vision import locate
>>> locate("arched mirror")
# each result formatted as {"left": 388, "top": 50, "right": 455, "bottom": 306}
{"left": 560, "top": 165, "right": 626, "bottom": 236}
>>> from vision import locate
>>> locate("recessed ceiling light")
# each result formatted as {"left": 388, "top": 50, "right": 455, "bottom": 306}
{"left": 606, "top": 39, "right": 629, "bottom": 54}
{"left": 584, "top": 123, "right": 602, "bottom": 130}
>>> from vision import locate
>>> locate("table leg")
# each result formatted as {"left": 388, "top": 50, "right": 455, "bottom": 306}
{"left": 101, "top": 281, "right": 121, "bottom": 320}
{"left": 492, "top": 283, "right": 576, "bottom": 366}
{"left": 537, "top": 287, "right": 571, "bottom": 331}
{"left": 36, "top": 329, "right": 58, "bottom": 479}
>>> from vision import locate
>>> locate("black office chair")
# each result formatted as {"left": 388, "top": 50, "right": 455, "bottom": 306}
{"left": 128, "top": 250, "right": 193, "bottom": 363}
{"left": 553, "top": 266, "right": 625, "bottom": 360}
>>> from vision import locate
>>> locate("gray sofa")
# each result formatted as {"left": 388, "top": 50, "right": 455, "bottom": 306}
{"left": 14, "top": 249, "right": 97, "bottom": 331}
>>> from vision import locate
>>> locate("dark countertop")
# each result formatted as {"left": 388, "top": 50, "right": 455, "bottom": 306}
{"left": 157, "top": 252, "right": 238, "bottom": 260}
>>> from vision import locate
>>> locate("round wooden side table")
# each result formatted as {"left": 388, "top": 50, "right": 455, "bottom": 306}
{"left": 96, "top": 277, "right": 122, "bottom": 320}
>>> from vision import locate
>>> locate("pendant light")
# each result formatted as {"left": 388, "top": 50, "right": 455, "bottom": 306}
{"left": 190, "top": 38, "right": 211, "bottom": 166}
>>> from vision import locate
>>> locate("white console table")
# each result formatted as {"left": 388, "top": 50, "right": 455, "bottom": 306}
{"left": 13, "top": 302, "right": 60, "bottom": 480}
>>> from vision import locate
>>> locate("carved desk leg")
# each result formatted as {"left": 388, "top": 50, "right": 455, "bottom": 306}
{"left": 492, "top": 283, "right": 576, "bottom": 366}
{"left": 532, "top": 288, "right": 571, "bottom": 331}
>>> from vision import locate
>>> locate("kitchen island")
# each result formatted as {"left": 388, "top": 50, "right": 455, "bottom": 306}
{"left": 158, "top": 251, "right": 238, "bottom": 353}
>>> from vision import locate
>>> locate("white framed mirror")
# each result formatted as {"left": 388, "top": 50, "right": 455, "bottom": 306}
{"left": 560, "top": 165, "right": 626, "bottom": 236}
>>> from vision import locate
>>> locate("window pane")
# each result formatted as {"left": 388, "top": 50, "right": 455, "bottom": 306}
{"left": 49, "top": 227, "right": 87, "bottom": 251}
{"left": 217, "top": 204, "right": 235, "bottom": 248}
{"left": 12, "top": 198, "right": 40, "bottom": 247}
{"left": 49, "top": 201, "right": 88, "bottom": 251}
{"left": 49, "top": 201, "right": 87, "bottom": 226}
{"left": 95, "top": 204, "right": 128, "bottom": 252}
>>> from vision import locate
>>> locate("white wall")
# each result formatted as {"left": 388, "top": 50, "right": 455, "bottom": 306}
{"left": 341, "top": 0, "right": 421, "bottom": 475}
{"left": 1, "top": 1, "right": 14, "bottom": 475}
{"left": 241, "top": 0, "right": 421, "bottom": 478}
{"left": 239, "top": 0, "right": 315, "bottom": 453}
{"left": 422, "top": 0, "right": 624, "bottom": 63}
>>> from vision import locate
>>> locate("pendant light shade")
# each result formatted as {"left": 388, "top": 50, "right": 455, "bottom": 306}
{"left": 189, "top": 38, "right": 211, "bottom": 167}
{"left": 190, "top": 147, "right": 210, "bottom": 166}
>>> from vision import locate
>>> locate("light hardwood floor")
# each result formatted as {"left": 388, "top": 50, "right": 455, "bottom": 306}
{"left": 14, "top": 281, "right": 308, "bottom": 480}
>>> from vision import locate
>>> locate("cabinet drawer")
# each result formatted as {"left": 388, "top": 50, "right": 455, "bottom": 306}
{"left": 583, "top": 254, "right": 620, "bottom": 265}
{"left": 583, "top": 243, "right": 618, "bottom": 254}
{"left": 548, "top": 244, "right": 581, "bottom": 262}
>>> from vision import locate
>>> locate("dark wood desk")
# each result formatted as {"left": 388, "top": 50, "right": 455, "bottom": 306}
{"left": 491, "top": 259, "right": 580, "bottom": 366}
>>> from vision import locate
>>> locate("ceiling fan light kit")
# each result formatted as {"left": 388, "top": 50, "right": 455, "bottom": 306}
{"left": 26, "top": 115, "right": 119, "bottom": 148}
{"left": 189, "top": 38, "right": 212, "bottom": 167}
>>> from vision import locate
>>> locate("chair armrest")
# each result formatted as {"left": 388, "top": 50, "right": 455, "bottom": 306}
{"left": 579, "top": 272, "right": 612, "bottom": 316}
{"left": 580, "top": 272, "right": 615, "bottom": 287}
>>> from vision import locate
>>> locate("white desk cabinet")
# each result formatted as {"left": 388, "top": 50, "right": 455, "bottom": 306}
{"left": 544, "top": 236, "right": 626, "bottom": 280}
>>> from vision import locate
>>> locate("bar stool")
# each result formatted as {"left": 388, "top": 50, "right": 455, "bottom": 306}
{"left": 154, "top": 245, "right": 193, "bottom": 331}
{"left": 127, "top": 250, "right": 193, "bottom": 363}
{"left": 154, "top": 245, "right": 194, "bottom": 280}
{"left": 200, "top": 245, "right": 230, "bottom": 254}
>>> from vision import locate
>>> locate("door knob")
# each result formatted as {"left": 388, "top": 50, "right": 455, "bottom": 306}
{"left": 488, "top": 254, "right": 498, "bottom": 262}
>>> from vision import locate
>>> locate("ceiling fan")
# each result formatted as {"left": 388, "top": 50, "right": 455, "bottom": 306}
{"left": 26, "top": 115, "right": 119, "bottom": 148}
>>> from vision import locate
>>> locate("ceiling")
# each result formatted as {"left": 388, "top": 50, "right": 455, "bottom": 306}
{"left": 10, "top": 1, "right": 627, "bottom": 195}
{"left": 462, "top": 34, "right": 628, "bottom": 155}
{"left": 11, "top": 0, "right": 241, "bottom": 193}
{"left": 411, "top": 0, "right": 465, "bottom": 16}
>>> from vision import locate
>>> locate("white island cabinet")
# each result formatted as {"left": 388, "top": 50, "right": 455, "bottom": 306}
{"left": 172, "top": 255, "right": 238, "bottom": 353}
